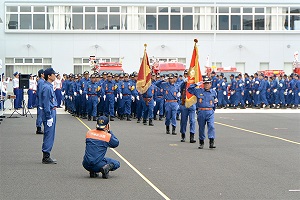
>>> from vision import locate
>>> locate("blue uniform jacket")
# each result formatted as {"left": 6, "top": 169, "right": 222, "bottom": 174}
{"left": 120, "top": 80, "right": 134, "bottom": 95}
{"left": 187, "top": 84, "right": 217, "bottom": 109}
{"left": 155, "top": 80, "right": 181, "bottom": 101}
{"left": 37, "top": 78, "right": 45, "bottom": 107}
{"left": 42, "top": 81, "right": 57, "bottom": 120}
{"left": 83, "top": 130, "right": 119, "bottom": 166}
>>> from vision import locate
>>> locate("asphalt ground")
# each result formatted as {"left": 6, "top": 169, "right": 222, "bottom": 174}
{"left": 0, "top": 109, "right": 299, "bottom": 200}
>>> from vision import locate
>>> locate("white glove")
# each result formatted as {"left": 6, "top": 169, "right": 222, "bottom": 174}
{"left": 177, "top": 92, "right": 181, "bottom": 97}
{"left": 298, "top": 92, "right": 300, "bottom": 97}
{"left": 117, "top": 93, "right": 119, "bottom": 98}
{"left": 120, "top": 93, "right": 123, "bottom": 99}
{"left": 230, "top": 91, "right": 235, "bottom": 95}
{"left": 154, "top": 101, "right": 156, "bottom": 106}
{"left": 284, "top": 91, "right": 287, "bottom": 95}
{"left": 98, "top": 97, "right": 100, "bottom": 103}
{"left": 79, "top": 89, "right": 82, "bottom": 95}
{"left": 47, "top": 118, "right": 53, "bottom": 127}
{"left": 239, "top": 84, "right": 242, "bottom": 87}
{"left": 273, "top": 89, "right": 277, "bottom": 93}
{"left": 289, "top": 90, "right": 292, "bottom": 94}
{"left": 136, "top": 96, "right": 140, "bottom": 101}
{"left": 103, "top": 95, "right": 106, "bottom": 101}
{"left": 246, "top": 81, "right": 249, "bottom": 84}
{"left": 62, "top": 91, "right": 65, "bottom": 95}
{"left": 74, "top": 92, "right": 77, "bottom": 96}
{"left": 86, "top": 94, "right": 88, "bottom": 100}
{"left": 115, "top": 97, "right": 117, "bottom": 102}
{"left": 183, "top": 77, "right": 188, "bottom": 82}
{"left": 69, "top": 96, "right": 72, "bottom": 101}
{"left": 249, "top": 91, "right": 252, "bottom": 94}
{"left": 222, "top": 82, "right": 225, "bottom": 86}
{"left": 256, "top": 91, "right": 260, "bottom": 95}
{"left": 223, "top": 91, "right": 226, "bottom": 95}
{"left": 255, "top": 81, "right": 259, "bottom": 84}
{"left": 131, "top": 96, "right": 135, "bottom": 102}
{"left": 213, "top": 87, "right": 216, "bottom": 91}
{"left": 196, "top": 81, "right": 203, "bottom": 86}
{"left": 65, "top": 95, "right": 68, "bottom": 99}
{"left": 214, "top": 98, "right": 218, "bottom": 104}
{"left": 279, "top": 83, "right": 283, "bottom": 87}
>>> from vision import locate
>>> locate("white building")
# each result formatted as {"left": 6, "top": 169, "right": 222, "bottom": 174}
{"left": 0, "top": 0, "right": 299, "bottom": 77}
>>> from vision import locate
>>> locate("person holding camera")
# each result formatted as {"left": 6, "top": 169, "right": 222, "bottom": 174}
{"left": 82, "top": 116, "right": 120, "bottom": 179}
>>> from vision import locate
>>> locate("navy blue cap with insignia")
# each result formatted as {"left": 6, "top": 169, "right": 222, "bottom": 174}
{"left": 38, "top": 69, "right": 44, "bottom": 77}
{"left": 174, "top": 73, "right": 178, "bottom": 77}
{"left": 184, "top": 70, "right": 188, "bottom": 74}
{"left": 13, "top": 71, "right": 19, "bottom": 76}
{"left": 96, "top": 116, "right": 109, "bottom": 129}
{"left": 230, "top": 74, "right": 234, "bottom": 77}
{"left": 107, "top": 72, "right": 112, "bottom": 77}
{"left": 102, "top": 71, "right": 108, "bottom": 75}
{"left": 203, "top": 76, "right": 211, "bottom": 83}
{"left": 83, "top": 71, "right": 89, "bottom": 75}
{"left": 168, "top": 73, "right": 174, "bottom": 78}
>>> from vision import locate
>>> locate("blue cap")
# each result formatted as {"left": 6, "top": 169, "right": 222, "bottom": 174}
{"left": 184, "top": 70, "right": 188, "bottom": 74}
{"left": 203, "top": 76, "right": 211, "bottom": 83}
{"left": 38, "top": 69, "right": 44, "bottom": 77}
{"left": 44, "top": 68, "right": 57, "bottom": 77}
{"left": 13, "top": 71, "right": 19, "bottom": 76}
{"left": 230, "top": 74, "right": 234, "bottom": 77}
{"left": 168, "top": 73, "right": 174, "bottom": 78}
{"left": 211, "top": 71, "right": 216, "bottom": 74}
{"left": 96, "top": 116, "right": 109, "bottom": 129}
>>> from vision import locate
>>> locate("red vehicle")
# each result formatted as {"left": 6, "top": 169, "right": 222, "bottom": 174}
{"left": 92, "top": 62, "right": 124, "bottom": 74}
{"left": 206, "top": 66, "right": 241, "bottom": 81}
{"left": 257, "top": 70, "right": 285, "bottom": 77}
{"left": 152, "top": 61, "right": 186, "bottom": 75}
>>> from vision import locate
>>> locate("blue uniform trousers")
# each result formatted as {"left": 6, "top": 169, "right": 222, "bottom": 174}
{"left": 18, "top": 89, "right": 23, "bottom": 108}
{"left": 165, "top": 102, "right": 178, "bottom": 127}
{"left": 55, "top": 89, "right": 62, "bottom": 107}
{"left": 197, "top": 110, "right": 215, "bottom": 140}
{"left": 13, "top": 88, "right": 20, "bottom": 109}
{"left": 105, "top": 94, "right": 115, "bottom": 117}
{"left": 278, "top": 91, "right": 285, "bottom": 105}
{"left": 180, "top": 104, "right": 196, "bottom": 135}
{"left": 27, "top": 89, "right": 34, "bottom": 108}
{"left": 75, "top": 95, "right": 81, "bottom": 114}
{"left": 42, "top": 110, "right": 56, "bottom": 153}
{"left": 97, "top": 97, "right": 104, "bottom": 115}
{"left": 286, "top": 92, "right": 293, "bottom": 105}
{"left": 154, "top": 97, "right": 164, "bottom": 117}
{"left": 217, "top": 90, "right": 226, "bottom": 107}
{"left": 294, "top": 91, "right": 299, "bottom": 106}
{"left": 32, "top": 92, "right": 37, "bottom": 107}
{"left": 229, "top": 93, "right": 236, "bottom": 105}
{"left": 82, "top": 157, "right": 120, "bottom": 173}
{"left": 36, "top": 107, "right": 43, "bottom": 127}
{"left": 253, "top": 92, "right": 259, "bottom": 106}
{"left": 234, "top": 91, "right": 245, "bottom": 106}
{"left": 258, "top": 91, "right": 269, "bottom": 105}
{"left": 121, "top": 95, "right": 132, "bottom": 115}
{"left": 87, "top": 95, "right": 98, "bottom": 117}
{"left": 81, "top": 94, "right": 88, "bottom": 115}
{"left": 136, "top": 99, "right": 143, "bottom": 119}
{"left": 142, "top": 98, "right": 154, "bottom": 119}
{"left": 243, "top": 89, "right": 252, "bottom": 104}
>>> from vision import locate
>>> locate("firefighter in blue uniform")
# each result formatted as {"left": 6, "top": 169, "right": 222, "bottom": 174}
{"left": 179, "top": 77, "right": 196, "bottom": 143}
{"left": 155, "top": 73, "right": 181, "bottom": 135}
{"left": 103, "top": 73, "right": 119, "bottom": 121}
{"left": 256, "top": 73, "right": 270, "bottom": 108}
{"left": 187, "top": 76, "right": 217, "bottom": 149}
{"left": 234, "top": 76, "right": 246, "bottom": 109}
{"left": 278, "top": 75, "right": 286, "bottom": 108}
{"left": 41, "top": 68, "right": 58, "bottom": 164}
{"left": 252, "top": 73, "right": 260, "bottom": 108}
{"left": 292, "top": 74, "right": 299, "bottom": 109}
{"left": 229, "top": 74, "right": 237, "bottom": 107}
{"left": 216, "top": 73, "right": 227, "bottom": 108}
{"left": 12, "top": 72, "right": 20, "bottom": 109}
{"left": 141, "top": 82, "right": 156, "bottom": 126}
{"left": 79, "top": 71, "right": 90, "bottom": 119}
{"left": 82, "top": 116, "right": 120, "bottom": 179}
{"left": 86, "top": 74, "right": 103, "bottom": 121}
{"left": 119, "top": 73, "right": 135, "bottom": 121}
{"left": 211, "top": 71, "right": 218, "bottom": 90}
{"left": 270, "top": 74, "right": 279, "bottom": 108}
{"left": 36, "top": 69, "right": 45, "bottom": 134}
{"left": 243, "top": 73, "right": 252, "bottom": 107}
{"left": 153, "top": 74, "right": 164, "bottom": 121}
{"left": 74, "top": 75, "right": 81, "bottom": 117}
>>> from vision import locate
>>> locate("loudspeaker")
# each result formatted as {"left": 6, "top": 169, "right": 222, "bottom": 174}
{"left": 19, "top": 74, "right": 30, "bottom": 89}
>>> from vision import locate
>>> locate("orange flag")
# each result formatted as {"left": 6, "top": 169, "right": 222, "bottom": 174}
{"left": 136, "top": 44, "right": 152, "bottom": 94}
{"left": 185, "top": 39, "right": 203, "bottom": 108}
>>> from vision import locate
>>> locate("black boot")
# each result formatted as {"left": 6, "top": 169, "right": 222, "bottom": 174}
{"left": 149, "top": 119, "right": 154, "bottom": 126}
{"left": 198, "top": 140, "right": 204, "bottom": 149}
{"left": 181, "top": 134, "right": 185, "bottom": 142}
{"left": 166, "top": 126, "right": 170, "bottom": 134}
{"left": 190, "top": 133, "right": 196, "bottom": 143}
{"left": 100, "top": 163, "right": 114, "bottom": 179}
{"left": 88, "top": 115, "right": 91, "bottom": 121}
{"left": 89, "top": 171, "right": 99, "bottom": 178}
{"left": 209, "top": 138, "right": 216, "bottom": 149}
{"left": 36, "top": 127, "right": 43, "bottom": 134}
{"left": 159, "top": 116, "right": 163, "bottom": 121}
{"left": 143, "top": 119, "right": 147, "bottom": 125}
{"left": 110, "top": 116, "right": 114, "bottom": 121}
{"left": 82, "top": 114, "right": 87, "bottom": 119}
{"left": 137, "top": 118, "right": 141, "bottom": 123}
{"left": 93, "top": 116, "right": 97, "bottom": 121}
{"left": 42, "top": 152, "right": 57, "bottom": 164}
{"left": 172, "top": 125, "right": 176, "bottom": 135}
{"left": 127, "top": 114, "right": 131, "bottom": 121}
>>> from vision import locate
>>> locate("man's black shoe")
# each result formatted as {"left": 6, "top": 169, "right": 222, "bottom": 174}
{"left": 190, "top": 133, "right": 196, "bottom": 143}
{"left": 126, "top": 115, "right": 131, "bottom": 121}
{"left": 159, "top": 116, "right": 163, "bottom": 121}
{"left": 209, "top": 138, "right": 216, "bottom": 149}
{"left": 100, "top": 164, "right": 114, "bottom": 179}
{"left": 42, "top": 153, "right": 57, "bottom": 164}
{"left": 89, "top": 171, "right": 99, "bottom": 178}
{"left": 143, "top": 119, "right": 147, "bottom": 125}
{"left": 110, "top": 116, "right": 114, "bottom": 121}
{"left": 172, "top": 125, "right": 177, "bottom": 135}
{"left": 137, "top": 118, "right": 141, "bottom": 123}
{"left": 166, "top": 126, "right": 170, "bottom": 134}
{"left": 181, "top": 134, "right": 185, "bottom": 142}
{"left": 93, "top": 116, "right": 97, "bottom": 121}
{"left": 149, "top": 119, "right": 154, "bottom": 126}
{"left": 36, "top": 127, "right": 44, "bottom": 134}
{"left": 82, "top": 115, "right": 87, "bottom": 119}
{"left": 198, "top": 140, "right": 204, "bottom": 149}
{"left": 88, "top": 115, "right": 91, "bottom": 121}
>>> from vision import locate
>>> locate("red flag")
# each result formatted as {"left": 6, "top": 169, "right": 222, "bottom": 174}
{"left": 185, "top": 39, "right": 203, "bottom": 108}
{"left": 136, "top": 44, "right": 152, "bottom": 94}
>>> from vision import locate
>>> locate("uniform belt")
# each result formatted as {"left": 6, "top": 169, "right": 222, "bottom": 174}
{"left": 123, "top": 94, "right": 130, "bottom": 96}
{"left": 198, "top": 108, "right": 213, "bottom": 111}
{"left": 106, "top": 92, "right": 113, "bottom": 94}
{"left": 157, "top": 96, "right": 163, "bottom": 98}
{"left": 88, "top": 94, "right": 97, "bottom": 96}
{"left": 166, "top": 100, "right": 177, "bottom": 102}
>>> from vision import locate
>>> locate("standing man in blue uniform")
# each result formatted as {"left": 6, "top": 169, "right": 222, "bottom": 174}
{"left": 292, "top": 74, "right": 299, "bottom": 109}
{"left": 277, "top": 75, "right": 286, "bottom": 108}
{"left": 153, "top": 74, "right": 164, "bottom": 121}
{"left": 41, "top": 68, "right": 58, "bottom": 164}
{"left": 155, "top": 73, "right": 181, "bottom": 135}
{"left": 86, "top": 74, "right": 103, "bottom": 121}
{"left": 256, "top": 74, "right": 270, "bottom": 109}
{"left": 79, "top": 71, "right": 90, "bottom": 119}
{"left": 12, "top": 72, "right": 20, "bottom": 109}
{"left": 243, "top": 73, "right": 252, "bottom": 107}
{"left": 179, "top": 78, "right": 196, "bottom": 143}
{"left": 82, "top": 116, "right": 120, "bottom": 179}
{"left": 119, "top": 73, "right": 135, "bottom": 121}
{"left": 103, "top": 73, "right": 119, "bottom": 121}
{"left": 141, "top": 82, "right": 156, "bottom": 126}
{"left": 36, "top": 69, "right": 45, "bottom": 134}
{"left": 234, "top": 76, "right": 246, "bottom": 109}
{"left": 187, "top": 76, "right": 218, "bottom": 149}
{"left": 252, "top": 73, "right": 260, "bottom": 108}
{"left": 216, "top": 73, "right": 227, "bottom": 108}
